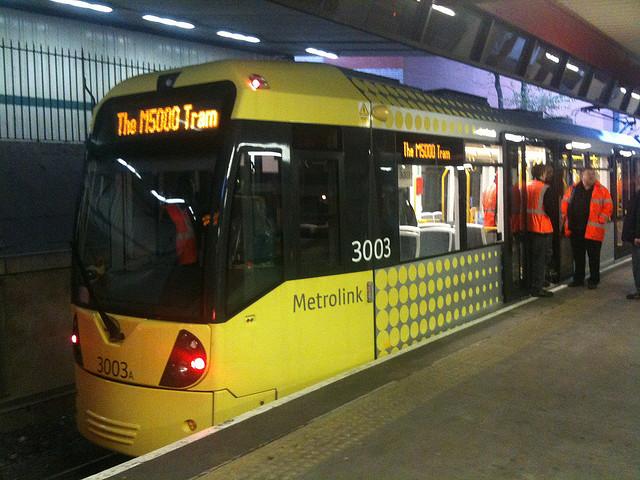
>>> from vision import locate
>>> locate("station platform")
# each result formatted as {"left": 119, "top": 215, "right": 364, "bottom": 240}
{"left": 94, "top": 263, "right": 639, "bottom": 480}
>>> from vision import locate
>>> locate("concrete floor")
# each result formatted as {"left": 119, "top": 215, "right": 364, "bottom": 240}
{"left": 104, "top": 264, "right": 640, "bottom": 480}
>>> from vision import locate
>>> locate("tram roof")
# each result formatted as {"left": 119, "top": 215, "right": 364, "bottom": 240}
{"left": 96, "top": 59, "right": 640, "bottom": 152}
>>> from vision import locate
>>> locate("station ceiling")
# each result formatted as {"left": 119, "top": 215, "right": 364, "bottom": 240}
{"left": 468, "top": 0, "right": 640, "bottom": 88}
{"left": 5, "top": 0, "right": 640, "bottom": 119}
{"left": 549, "top": 0, "right": 640, "bottom": 59}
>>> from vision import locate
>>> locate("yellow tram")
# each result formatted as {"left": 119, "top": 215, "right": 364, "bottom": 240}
{"left": 72, "top": 60, "right": 640, "bottom": 455}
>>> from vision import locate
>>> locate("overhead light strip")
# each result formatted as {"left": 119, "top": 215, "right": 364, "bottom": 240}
{"left": 545, "top": 52, "right": 560, "bottom": 63}
{"left": 142, "top": 14, "right": 195, "bottom": 30}
{"left": 50, "top": 0, "right": 112, "bottom": 13}
{"left": 305, "top": 47, "right": 338, "bottom": 59}
{"left": 216, "top": 30, "right": 260, "bottom": 43}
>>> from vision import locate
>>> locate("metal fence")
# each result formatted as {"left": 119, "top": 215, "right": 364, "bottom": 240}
{"left": 0, "top": 39, "right": 172, "bottom": 143}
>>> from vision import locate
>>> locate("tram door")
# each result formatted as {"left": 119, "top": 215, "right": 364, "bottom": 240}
{"left": 503, "top": 140, "right": 528, "bottom": 301}
{"left": 614, "top": 155, "right": 640, "bottom": 258}
{"left": 557, "top": 148, "right": 579, "bottom": 279}
{"left": 503, "top": 140, "right": 555, "bottom": 300}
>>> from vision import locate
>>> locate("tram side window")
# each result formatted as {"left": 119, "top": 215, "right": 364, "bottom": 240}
{"left": 465, "top": 144, "right": 504, "bottom": 247}
{"left": 398, "top": 163, "right": 459, "bottom": 261}
{"left": 565, "top": 152, "right": 611, "bottom": 193}
{"left": 590, "top": 154, "right": 611, "bottom": 190}
{"left": 297, "top": 156, "right": 341, "bottom": 275}
{"left": 226, "top": 152, "right": 283, "bottom": 315}
{"left": 375, "top": 153, "right": 399, "bottom": 258}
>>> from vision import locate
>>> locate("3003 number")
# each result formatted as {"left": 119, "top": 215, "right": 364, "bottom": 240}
{"left": 97, "top": 356, "right": 134, "bottom": 380}
{"left": 351, "top": 238, "right": 391, "bottom": 262}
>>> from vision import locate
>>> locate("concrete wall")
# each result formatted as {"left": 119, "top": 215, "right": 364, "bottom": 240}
{"left": 0, "top": 252, "right": 73, "bottom": 401}
{"left": 0, "top": 141, "right": 82, "bottom": 401}
{"left": 0, "top": 141, "right": 84, "bottom": 256}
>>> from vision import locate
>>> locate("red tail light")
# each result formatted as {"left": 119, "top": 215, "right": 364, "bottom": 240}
{"left": 71, "top": 314, "right": 83, "bottom": 366}
{"left": 190, "top": 357, "right": 206, "bottom": 371}
{"left": 160, "top": 330, "right": 208, "bottom": 388}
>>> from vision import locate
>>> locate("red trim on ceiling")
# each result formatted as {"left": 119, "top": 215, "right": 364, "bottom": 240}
{"left": 473, "top": 0, "right": 640, "bottom": 85}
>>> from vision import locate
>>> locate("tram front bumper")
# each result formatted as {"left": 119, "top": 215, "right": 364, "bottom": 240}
{"left": 75, "top": 366, "right": 213, "bottom": 456}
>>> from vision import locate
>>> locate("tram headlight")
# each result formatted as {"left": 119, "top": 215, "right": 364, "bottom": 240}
{"left": 160, "top": 330, "right": 208, "bottom": 388}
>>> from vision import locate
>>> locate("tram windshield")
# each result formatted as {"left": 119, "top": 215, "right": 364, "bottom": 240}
{"left": 75, "top": 152, "right": 216, "bottom": 320}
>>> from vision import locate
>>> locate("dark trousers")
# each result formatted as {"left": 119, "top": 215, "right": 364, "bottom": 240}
{"left": 528, "top": 233, "right": 552, "bottom": 291}
{"left": 632, "top": 245, "right": 640, "bottom": 292}
{"left": 570, "top": 235, "right": 602, "bottom": 284}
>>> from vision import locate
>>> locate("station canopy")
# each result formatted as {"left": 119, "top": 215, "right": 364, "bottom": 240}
{"left": 11, "top": 0, "right": 640, "bottom": 119}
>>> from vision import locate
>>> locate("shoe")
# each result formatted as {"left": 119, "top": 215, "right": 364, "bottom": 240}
{"left": 568, "top": 281, "right": 584, "bottom": 287}
{"left": 626, "top": 292, "right": 640, "bottom": 300}
{"left": 532, "top": 289, "right": 554, "bottom": 298}
{"left": 587, "top": 282, "right": 598, "bottom": 290}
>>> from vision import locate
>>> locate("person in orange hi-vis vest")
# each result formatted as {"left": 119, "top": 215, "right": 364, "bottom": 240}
{"left": 482, "top": 177, "right": 497, "bottom": 228}
{"left": 526, "top": 164, "right": 554, "bottom": 297}
{"left": 165, "top": 204, "right": 198, "bottom": 265}
{"left": 510, "top": 182, "right": 523, "bottom": 235}
{"left": 561, "top": 167, "right": 613, "bottom": 289}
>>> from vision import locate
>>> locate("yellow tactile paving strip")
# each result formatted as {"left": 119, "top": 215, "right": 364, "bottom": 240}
{"left": 197, "top": 276, "right": 613, "bottom": 480}
{"left": 374, "top": 245, "right": 503, "bottom": 357}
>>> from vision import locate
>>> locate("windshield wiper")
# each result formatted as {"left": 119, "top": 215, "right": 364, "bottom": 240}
{"left": 71, "top": 241, "right": 125, "bottom": 342}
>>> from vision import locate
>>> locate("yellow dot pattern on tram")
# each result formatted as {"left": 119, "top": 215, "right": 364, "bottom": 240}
{"left": 374, "top": 245, "right": 502, "bottom": 357}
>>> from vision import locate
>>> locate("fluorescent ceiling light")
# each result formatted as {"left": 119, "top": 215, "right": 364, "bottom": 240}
{"left": 217, "top": 30, "right": 260, "bottom": 43}
{"left": 432, "top": 3, "right": 456, "bottom": 16}
{"left": 474, "top": 128, "right": 497, "bottom": 138}
{"left": 50, "top": 0, "right": 112, "bottom": 13}
{"left": 505, "top": 133, "right": 524, "bottom": 142}
{"left": 632, "top": 92, "right": 640, "bottom": 100}
{"left": 566, "top": 63, "right": 579, "bottom": 72}
{"left": 545, "top": 52, "right": 560, "bottom": 63}
{"left": 620, "top": 87, "right": 627, "bottom": 94}
{"left": 142, "top": 14, "right": 194, "bottom": 30}
{"left": 305, "top": 47, "right": 338, "bottom": 60}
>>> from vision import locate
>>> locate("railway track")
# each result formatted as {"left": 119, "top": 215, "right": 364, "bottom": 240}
{"left": 0, "top": 387, "right": 127, "bottom": 480}
{"left": 42, "top": 453, "right": 126, "bottom": 480}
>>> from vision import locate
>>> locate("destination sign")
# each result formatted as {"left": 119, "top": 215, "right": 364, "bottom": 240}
{"left": 402, "top": 141, "right": 451, "bottom": 161}
{"left": 116, "top": 104, "right": 219, "bottom": 137}
{"left": 398, "top": 133, "right": 464, "bottom": 164}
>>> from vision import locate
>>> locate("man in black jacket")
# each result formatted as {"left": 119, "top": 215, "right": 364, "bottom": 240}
{"left": 622, "top": 174, "right": 640, "bottom": 299}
